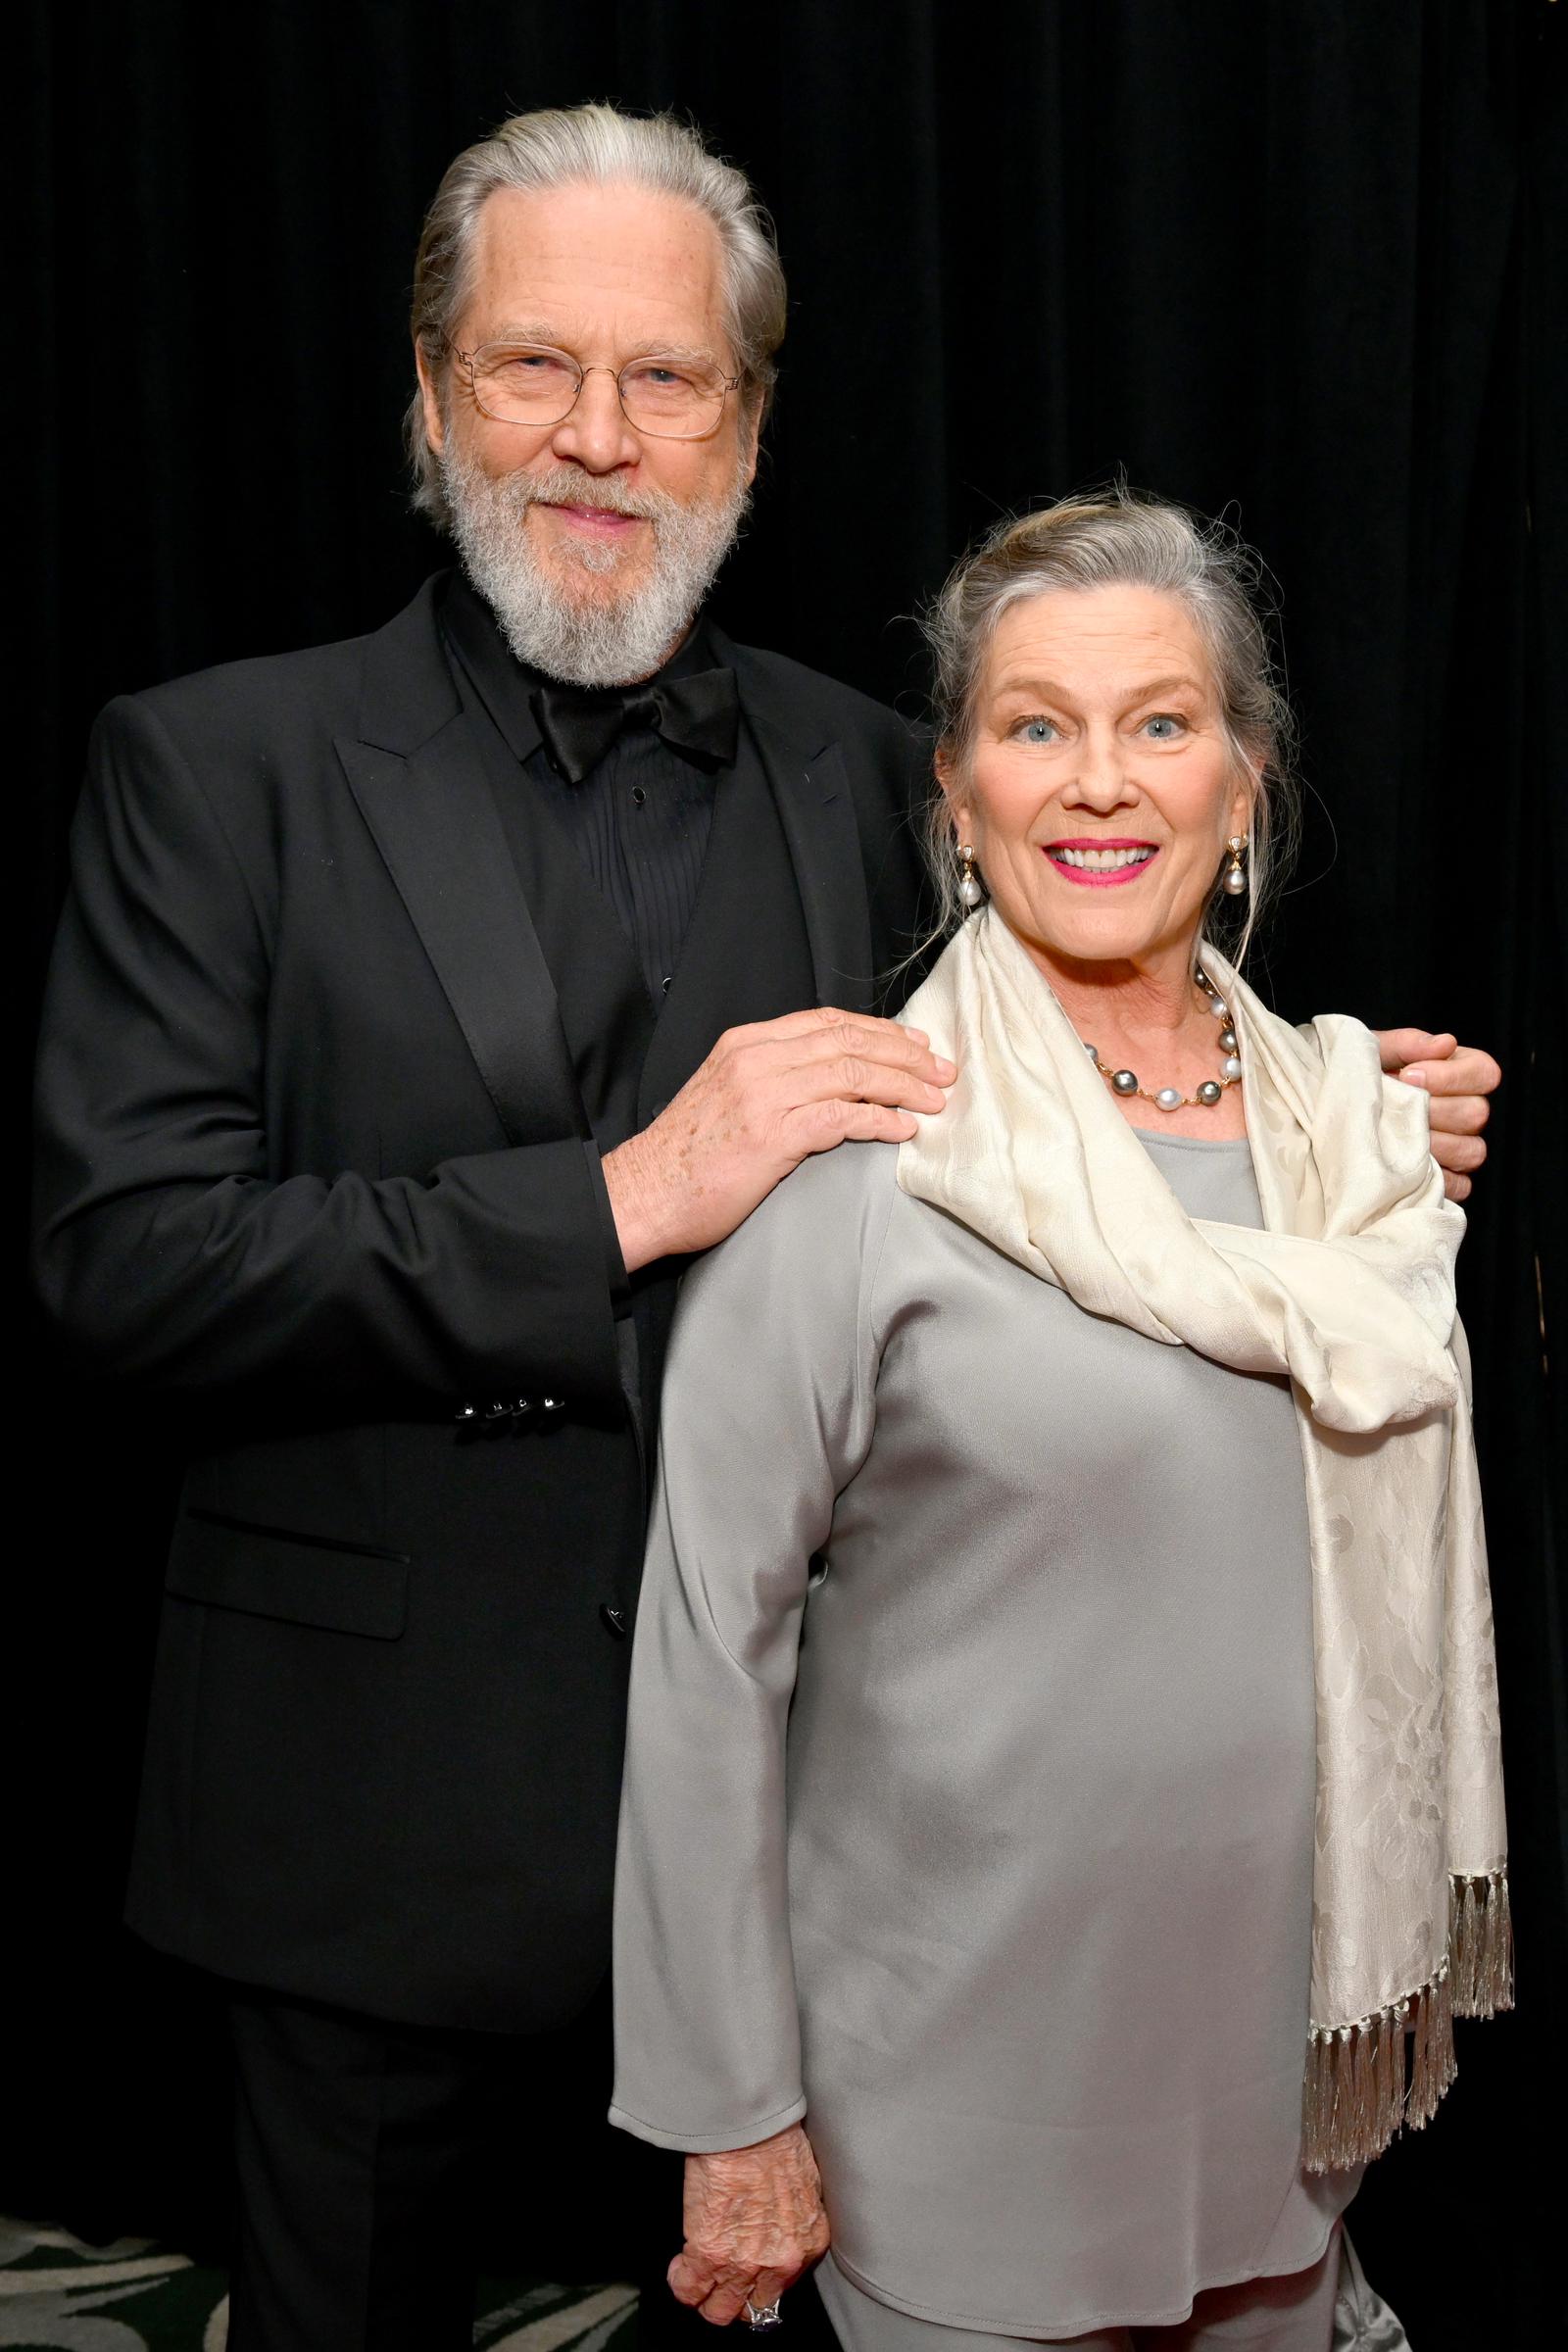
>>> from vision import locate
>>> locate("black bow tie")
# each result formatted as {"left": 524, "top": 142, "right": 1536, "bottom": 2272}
{"left": 531, "top": 666, "right": 740, "bottom": 785}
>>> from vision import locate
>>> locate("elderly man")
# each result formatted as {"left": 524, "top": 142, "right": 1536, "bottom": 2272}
{"left": 34, "top": 103, "right": 1495, "bottom": 2352}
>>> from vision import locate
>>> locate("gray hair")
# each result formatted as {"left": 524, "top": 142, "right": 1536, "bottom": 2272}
{"left": 405, "top": 104, "right": 787, "bottom": 532}
{"left": 920, "top": 487, "right": 1300, "bottom": 964}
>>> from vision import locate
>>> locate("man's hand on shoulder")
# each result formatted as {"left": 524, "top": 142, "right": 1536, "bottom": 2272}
{"left": 604, "top": 1007, "right": 956, "bottom": 1272}
{"left": 1374, "top": 1027, "right": 1502, "bottom": 1204}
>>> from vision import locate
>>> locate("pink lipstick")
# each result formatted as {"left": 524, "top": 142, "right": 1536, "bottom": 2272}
{"left": 1043, "top": 838, "right": 1160, "bottom": 889}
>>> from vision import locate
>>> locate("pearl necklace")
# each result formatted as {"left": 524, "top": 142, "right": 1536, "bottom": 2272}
{"left": 1083, "top": 971, "right": 1244, "bottom": 1112}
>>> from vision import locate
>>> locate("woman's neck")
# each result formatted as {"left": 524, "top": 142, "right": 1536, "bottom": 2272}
{"left": 1014, "top": 925, "right": 1248, "bottom": 1138}
{"left": 1021, "top": 932, "right": 1207, "bottom": 1043}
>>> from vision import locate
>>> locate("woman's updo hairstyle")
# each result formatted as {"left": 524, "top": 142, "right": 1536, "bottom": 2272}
{"left": 921, "top": 486, "right": 1300, "bottom": 963}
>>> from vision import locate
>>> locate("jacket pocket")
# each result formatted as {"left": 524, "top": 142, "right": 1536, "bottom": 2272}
{"left": 167, "top": 1509, "right": 409, "bottom": 1639}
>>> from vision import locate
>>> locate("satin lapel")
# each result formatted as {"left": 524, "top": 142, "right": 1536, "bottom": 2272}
{"left": 337, "top": 714, "right": 587, "bottom": 1149}
{"left": 746, "top": 714, "right": 876, "bottom": 1016}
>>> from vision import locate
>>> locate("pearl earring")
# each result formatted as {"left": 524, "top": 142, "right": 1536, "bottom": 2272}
{"left": 1222, "top": 835, "right": 1249, "bottom": 897}
{"left": 957, "top": 843, "right": 983, "bottom": 910}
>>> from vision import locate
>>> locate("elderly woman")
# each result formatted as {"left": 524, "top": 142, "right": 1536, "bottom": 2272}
{"left": 608, "top": 494, "right": 1511, "bottom": 2352}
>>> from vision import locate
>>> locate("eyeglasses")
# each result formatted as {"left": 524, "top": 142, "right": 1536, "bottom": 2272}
{"left": 444, "top": 337, "right": 742, "bottom": 440}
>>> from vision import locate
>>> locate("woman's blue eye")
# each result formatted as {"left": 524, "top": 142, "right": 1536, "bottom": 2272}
{"left": 1018, "top": 717, "right": 1057, "bottom": 745}
{"left": 1143, "top": 714, "right": 1184, "bottom": 740}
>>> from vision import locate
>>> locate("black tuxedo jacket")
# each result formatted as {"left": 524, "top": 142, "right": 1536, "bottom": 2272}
{"left": 33, "top": 575, "right": 928, "bottom": 2032}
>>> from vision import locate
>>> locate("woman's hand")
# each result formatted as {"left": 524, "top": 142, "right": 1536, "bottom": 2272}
{"left": 668, "top": 2122, "right": 831, "bottom": 2326}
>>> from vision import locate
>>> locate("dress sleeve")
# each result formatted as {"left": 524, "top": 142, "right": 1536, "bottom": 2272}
{"left": 609, "top": 1143, "right": 894, "bottom": 2152}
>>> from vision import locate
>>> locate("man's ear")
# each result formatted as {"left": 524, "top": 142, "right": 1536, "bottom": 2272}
{"left": 738, "top": 394, "right": 764, "bottom": 489}
{"left": 415, "top": 339, "right": 447, "bottom": 461}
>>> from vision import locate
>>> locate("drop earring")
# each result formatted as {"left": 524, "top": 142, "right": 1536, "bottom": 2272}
{"left": 1222, "top": 835, "right": 1249, "bottom": 897}
{"left": 958, "top": 843, "right": 983, "bottom": 910}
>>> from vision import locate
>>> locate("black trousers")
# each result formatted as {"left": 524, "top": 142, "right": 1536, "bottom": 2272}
{"left": 224, "top": 1978, "right": 839, "bottom": 2352}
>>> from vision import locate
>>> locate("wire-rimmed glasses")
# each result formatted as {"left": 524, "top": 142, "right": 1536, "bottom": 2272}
{"left": 445, "top": 337, "right": 741, "bottom": 440}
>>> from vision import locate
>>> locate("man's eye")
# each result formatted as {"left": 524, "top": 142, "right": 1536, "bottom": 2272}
{"left": 624, "top": 362, "right": 699, "bottom": 391}
{"left": 1143, "top": 714, "right": 1185, "bottom": 740}
{"left": 493, "top": 350, "right": 573, "bottom": 380}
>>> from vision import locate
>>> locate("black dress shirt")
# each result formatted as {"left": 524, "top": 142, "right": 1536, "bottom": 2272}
{"left": 440, "top": 574, "right": 725, "bottom": 1007}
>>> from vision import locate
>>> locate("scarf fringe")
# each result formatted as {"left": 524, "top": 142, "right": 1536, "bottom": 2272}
{"left": 1301, "top": 1870, "right": 1512, "bottom": 2173}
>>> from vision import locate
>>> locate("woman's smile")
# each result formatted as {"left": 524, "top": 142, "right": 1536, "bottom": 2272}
{"left": 1043, "top": 837, "right": 1159, "bottom": 886}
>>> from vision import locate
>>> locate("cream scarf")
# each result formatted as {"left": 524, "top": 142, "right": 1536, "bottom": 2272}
{"left": 897, "top": 908, "right": 1510, "bottom": 2171}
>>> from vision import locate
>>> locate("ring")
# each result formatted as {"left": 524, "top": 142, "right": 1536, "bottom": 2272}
{"left": 744, "top": 2300, "right": 784, "bottom": 2330}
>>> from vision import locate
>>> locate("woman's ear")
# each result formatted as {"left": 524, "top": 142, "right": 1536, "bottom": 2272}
{"left": 934, "top": 748, "right": 970, "bottom": 845}
{"left": 1229, "top": 763, "right": 1260, "bottom": 843}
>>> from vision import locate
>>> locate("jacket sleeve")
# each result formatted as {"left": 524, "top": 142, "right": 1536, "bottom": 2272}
{"left": 609, "top": 1142, "right": 891, "bottom": 2151}
{"left": 32, "top": 694, "right": 625, "bottom": 1409}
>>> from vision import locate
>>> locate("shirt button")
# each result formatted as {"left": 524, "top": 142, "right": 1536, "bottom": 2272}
{"left": 631, "top": 786, "right": 646, "bottom": 806}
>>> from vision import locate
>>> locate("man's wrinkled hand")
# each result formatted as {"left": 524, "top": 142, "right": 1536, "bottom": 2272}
{"left": 604, "top": 1006, "right": 956, "bottom": 1272}
{"left": 668, "top": 2123, "right": 831, "bottom": 2327}
{"left": 1374, "top": 1028, "right": 1501, "bottom": 1204}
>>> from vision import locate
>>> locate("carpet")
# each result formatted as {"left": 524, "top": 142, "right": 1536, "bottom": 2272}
{"left": 0, "top": 2217, "right": 638, "bottom": 2350}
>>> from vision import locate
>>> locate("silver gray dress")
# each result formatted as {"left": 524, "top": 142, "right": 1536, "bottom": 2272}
{"left": 611, "top": 1131, "right": 1358, "bottom": 2338}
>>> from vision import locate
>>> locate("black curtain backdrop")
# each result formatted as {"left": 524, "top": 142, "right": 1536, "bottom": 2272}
{"left": 16, "top": 5, "right": 1566, "bottom": 2346}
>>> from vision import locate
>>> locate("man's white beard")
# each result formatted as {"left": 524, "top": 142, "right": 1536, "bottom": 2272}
{"left": 440, "top": 447, "right": 751, "bottom": 687}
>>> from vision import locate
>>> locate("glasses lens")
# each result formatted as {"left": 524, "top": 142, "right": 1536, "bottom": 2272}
{"left": 471, "top": 346, "right": 581, "bottom": 424}
{"left": 619, "top": 357, "right": 727, "bottom": 436}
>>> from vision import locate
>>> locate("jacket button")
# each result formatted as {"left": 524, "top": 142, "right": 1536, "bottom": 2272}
{"left": 600, "top": 1604, "right": 628, "bottom": 1639}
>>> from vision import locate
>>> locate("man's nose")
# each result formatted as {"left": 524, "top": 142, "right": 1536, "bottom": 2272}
{"left": 549, "top": 367, "right": 641, "bottom": 473}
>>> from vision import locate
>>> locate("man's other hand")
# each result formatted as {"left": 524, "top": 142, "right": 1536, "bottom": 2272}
{"left": 605, "top": 1007, "right": 956, "bottom": 1272}
{"left": 1375, "top": 1028, "right": 1502, "bottom": 1204}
